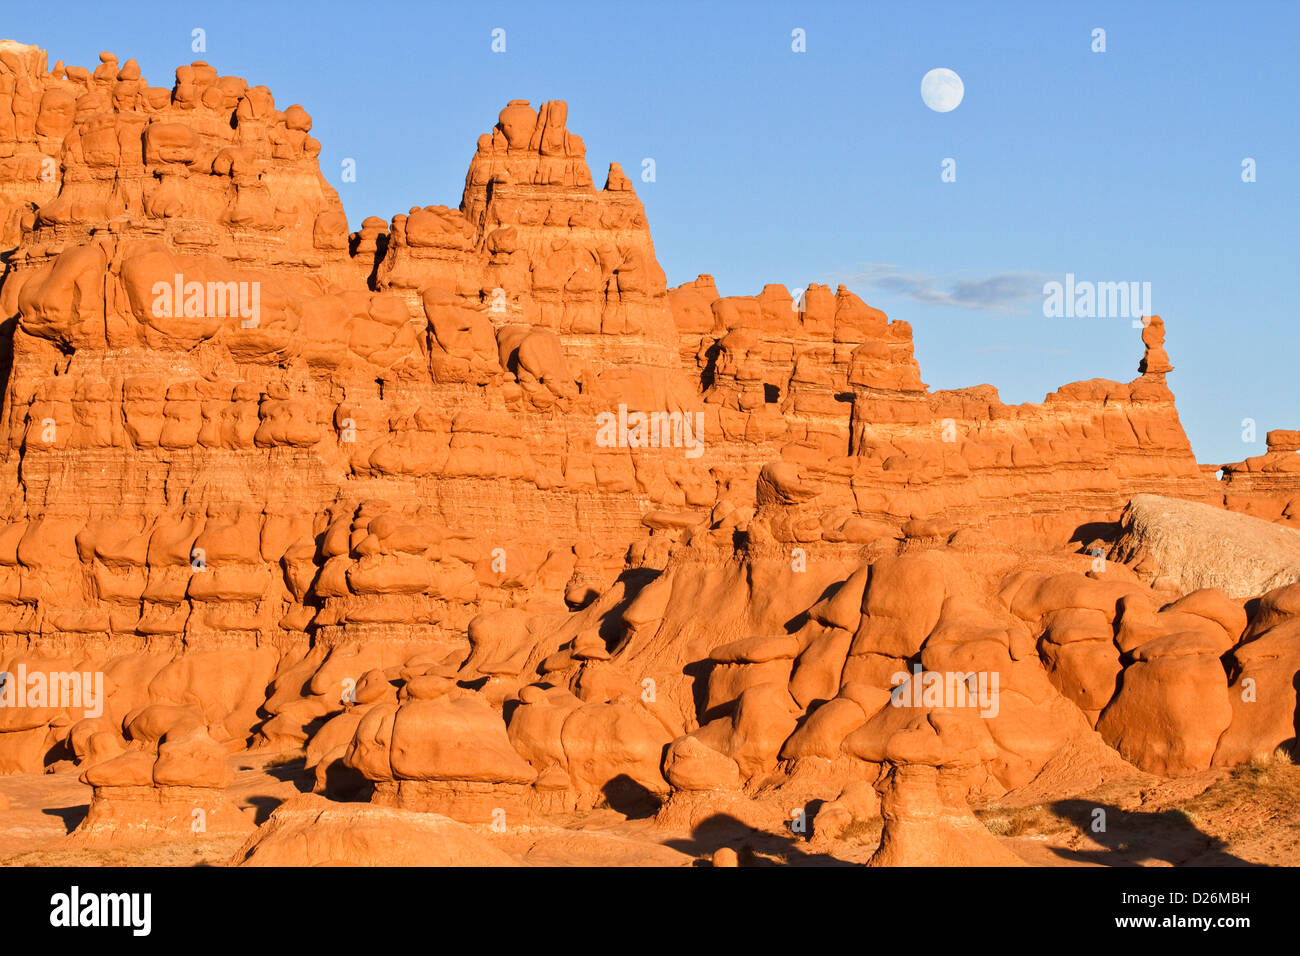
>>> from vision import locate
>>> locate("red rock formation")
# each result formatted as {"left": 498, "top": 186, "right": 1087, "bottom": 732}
{"left": 1220, "top": 429, "right": 1300, "bottom": 525}
{"left": 1, "top": 42, "right": 1299, "bottom": 865}
{"left": 72, "top": 723, "right": 254, "bottom": 844}
{"left": 866, "top": 710, "right": 1025, "bottom": 867}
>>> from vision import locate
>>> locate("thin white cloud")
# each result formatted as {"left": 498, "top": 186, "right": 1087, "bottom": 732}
{"left": 837, "top": 264, "right": 1053, "bottom": 314}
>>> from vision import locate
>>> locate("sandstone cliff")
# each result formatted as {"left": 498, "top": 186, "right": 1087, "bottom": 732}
{"left": 1, "top": 43, "right": 1299, "bottom": 866}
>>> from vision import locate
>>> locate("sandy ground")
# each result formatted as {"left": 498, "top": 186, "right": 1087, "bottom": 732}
{"left": 0, "top": 752, "right": 1294, "bottom": 866}
{"left": 974, "top": 758, "right": 1300, "bottom": 867}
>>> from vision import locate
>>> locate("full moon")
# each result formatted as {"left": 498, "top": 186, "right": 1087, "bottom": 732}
{"left": 921, "top": 68, "right": 964, "bottom": 112}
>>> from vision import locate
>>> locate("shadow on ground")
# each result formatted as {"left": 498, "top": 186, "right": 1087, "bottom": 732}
{"left": 664, "top": 813, "right": 856, "bottom": 866}
{"left": 1047, "top": 799, "right": 1261, "bottom": 866}
{"left": 42, "top": 804, "right": 88, "bottom": 834}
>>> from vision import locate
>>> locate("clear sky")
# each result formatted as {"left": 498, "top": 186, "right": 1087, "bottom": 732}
{"left": 6, "top": 0, "right": 1297, "bottom": 465}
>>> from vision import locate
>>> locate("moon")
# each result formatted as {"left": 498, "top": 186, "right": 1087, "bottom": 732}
{"left": 921, "top": 68, "right": 964, "bottom": 112}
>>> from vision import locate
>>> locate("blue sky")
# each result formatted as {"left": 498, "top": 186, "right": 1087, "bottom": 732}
{"left": 6, "top": 0, "right": 1297, "bottom": 465}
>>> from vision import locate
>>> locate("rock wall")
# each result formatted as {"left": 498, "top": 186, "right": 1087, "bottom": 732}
{"left": 1, "top": 44, "right": 1299, "bottom": 854}
{"left": 1220, "top": 429, "right": 1300, "bottom": 524}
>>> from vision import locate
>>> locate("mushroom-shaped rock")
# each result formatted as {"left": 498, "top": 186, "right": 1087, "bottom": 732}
{"left": 868, "top": 711, "right": 1023, "bottom": 867}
